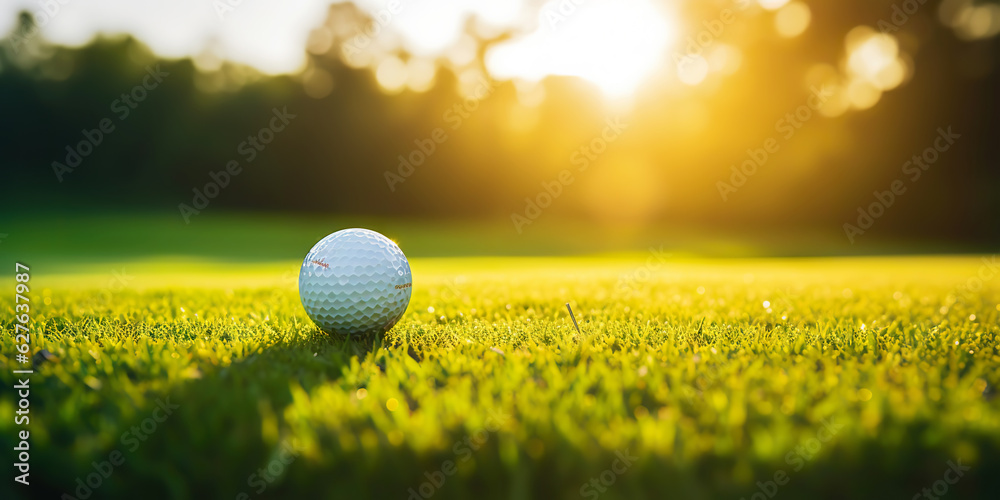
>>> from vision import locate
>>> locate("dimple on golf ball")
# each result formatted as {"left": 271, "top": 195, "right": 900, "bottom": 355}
{"left": 298, "top": 228, "right": 412, "bottom": 335}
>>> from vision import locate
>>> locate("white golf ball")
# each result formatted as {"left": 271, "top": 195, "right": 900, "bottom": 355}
{"left": 298, "top": 228, "right": 412, "bottom": 335}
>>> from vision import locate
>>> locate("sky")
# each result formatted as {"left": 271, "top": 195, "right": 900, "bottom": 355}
{"left": 2, "top": 0, "right": 342, "bottom": 74}
{"left": 0, "top": 0, "right": 528, "bottom": 74}
{"left": 0, "top": 0, "right": 673, "bottom": 78}
{"left": 2, "top": 0, "right": 995, "bottom": 98}
{"left": 0, "top": 0, "right": 685, "bottom": 97}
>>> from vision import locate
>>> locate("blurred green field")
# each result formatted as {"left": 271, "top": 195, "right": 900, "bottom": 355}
{"left": 0, "top": 212, "right": 975, "bottom": 270}
{"left": 2, "top": 255, "right": 1000, "bottom": 499}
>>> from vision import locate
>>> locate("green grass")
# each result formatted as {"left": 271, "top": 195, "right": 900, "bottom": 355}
{"left": 2, "top": 255, "right": 1000, "bottom": 499}
{"left": 0, "top": 211, "right": 969, "bottom": 271}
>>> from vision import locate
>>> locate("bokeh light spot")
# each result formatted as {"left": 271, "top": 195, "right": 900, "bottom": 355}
{"left": 375, "top": 57, "right": 408, "bottom": 93}
{"left": 677, "top": 55, "right": 709, "bottom": 86}
{"left": 758, "top": 0, "right": 791, "bottom": 11}
{"left": 775, "top": 2, "right": 811, "bottom": 38}
{"left": 847, "top": 79, "right": 881, "bottom": 110}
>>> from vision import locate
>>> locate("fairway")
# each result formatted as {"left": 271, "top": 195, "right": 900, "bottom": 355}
{"left": 3, "top": 255, "right": 999, "bottom": 499}
{"left": 5, "top": 2, "right": 1000, "bottom": 497}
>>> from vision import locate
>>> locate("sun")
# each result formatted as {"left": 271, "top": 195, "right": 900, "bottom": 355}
{"left": 485, "top": 0, "right": 677, "bottom": 97}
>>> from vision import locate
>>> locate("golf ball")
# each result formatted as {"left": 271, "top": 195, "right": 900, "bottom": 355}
{"left": 298, "top": 228, "right": 412, "bottom": 335}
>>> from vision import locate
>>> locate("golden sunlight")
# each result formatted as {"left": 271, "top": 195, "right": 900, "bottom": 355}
{"left": 485, "top": 0, "right": 676, "bottom": 97}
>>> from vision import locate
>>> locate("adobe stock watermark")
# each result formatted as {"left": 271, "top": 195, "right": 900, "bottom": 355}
{"left": 543, "top": 0, "right": 589, "bottom": 31}
{"left": 739, "top": 417, "right": 845, "bottom": 500}
{"left": 681, "top": 349, "right": 733, "bottom": 403}
{"left": 406, "top": 408, "right": 510, "bottom": 500}
{"left": 438, "top": 275, "right": 468, "bottom": 304}
{"left": 61, "top": 398, "right": 180, "bottom": 500}
{"left": 910, "top": 458, "right": 972, "bottom": 499}
{"left": 717, "top": 86, "right": 831, "bottom": 201}
{"left": 954, "top": 255, "right": 999, "bottom": 305}
{"left": 90, "top": 266, "right": 134, "bottom": 306}
{"left": 770, "top": 286, "right": 802, "bottom": 312}
{"left": 579, "top": 449, "right": 638, "bottom": 499}
{"left": 6, "top": 0, "right": 73, "bottom": 53}
{"left": 52, "top": 65, "right": 169, "bottom": 182}
{"left": 385, "top": 75, "right": 497, "bottom": 192}
{"left": 340, "top": 1, "right": 406, "bottom": 62}
{"left": 235, "top": 439, "right": 302, "bottom": 499}
{"left": 261, "top": 268, "right": 299, "bottom": 312}
{"left": 213, "top": 0, "right": 249, "bottom": 21}
{"left": 843, "top": 127, "right": 960, "bottom": 243}
{"left": 178, "top": 107, "right": 296, "bottom": 223}
{"left": 510, "top": 116, "right": 628, "bottom": 233}
{"left": 613, "top": 245, "right": 671, "bottom": 298}
{"left": 877, "top": 0, "right": 931, "bottom": 34}
{"left": 672, "top": 0, "right": 752, "bottom": 78}
{"left": 683, "top": 361, "right": 721, "bottom": 402}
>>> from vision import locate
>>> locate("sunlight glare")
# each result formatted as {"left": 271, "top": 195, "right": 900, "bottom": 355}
{"left": 485, "top": 0, "right": 676, "bottom": 97}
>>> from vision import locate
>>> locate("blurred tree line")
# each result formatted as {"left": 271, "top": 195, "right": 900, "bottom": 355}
{"left": 1, "top": 2, "right": 998, "bottom": 245}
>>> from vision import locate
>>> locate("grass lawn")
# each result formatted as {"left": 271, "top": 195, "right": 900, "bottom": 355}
{"left": 2, "top": 255, "right": 999, "bottom": 499}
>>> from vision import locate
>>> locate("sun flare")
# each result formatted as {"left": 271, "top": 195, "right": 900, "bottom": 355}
{"left": 485, "top": 0, "right": 676, "bottom": 97}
